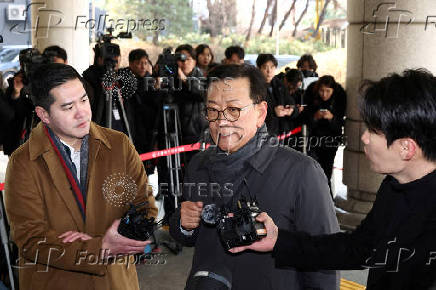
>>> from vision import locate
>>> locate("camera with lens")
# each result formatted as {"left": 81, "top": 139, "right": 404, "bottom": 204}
{"left": 201, "top": 199, "right": 267, "bottom": 250}
{"left": 94, "top": 27, "right": 132, "bottom": 71}
{"left": 155, "top": 47, "right": 186, "bottom": 78}
{"left": 117, "top": 202, "right": 157, "bottom": 241}
{"left": 19, "top": 48, "right": 50, "bottom": 85}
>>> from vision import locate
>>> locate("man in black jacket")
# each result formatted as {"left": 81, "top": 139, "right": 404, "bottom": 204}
{"left": 169, "top": 64, "right": 339, "bottom": 290}
{"left": 230, "top": 69, "right": 436, "bottom": 290}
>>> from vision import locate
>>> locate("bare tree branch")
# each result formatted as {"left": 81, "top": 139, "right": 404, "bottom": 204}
{"left": 278, "top": 0, "right": 297, "bottom": 31}
{"left": 268, "top": 0, "right": 277, "bottom": 37}
{"left": 257, "top": 0, "right": 273, "bottom": 34}
{"left": 292, "top": 0, "right": 309, "bottom": 37}
{"left": 245, "top": 0, "right": 256, "bottom": 44}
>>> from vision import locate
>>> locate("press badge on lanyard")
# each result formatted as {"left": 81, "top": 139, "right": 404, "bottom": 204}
{"left": 113, "top": 109, "right": 121, "bottom": 120}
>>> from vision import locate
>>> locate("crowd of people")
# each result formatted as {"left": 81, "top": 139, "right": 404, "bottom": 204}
{"left": 1, "top": 40, "right": 436, "bottom": 290}
{"left": 0, "top": 43, "right": 346, "bottom": 197}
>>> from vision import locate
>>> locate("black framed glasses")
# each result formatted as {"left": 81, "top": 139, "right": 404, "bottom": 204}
{"left": 205, "top": 103, "right": 255, "bottom": 122}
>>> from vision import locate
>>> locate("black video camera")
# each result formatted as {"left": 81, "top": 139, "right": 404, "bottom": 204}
{"left": 155, "top": 47, "right": 186, "bottom": 78}
{"left": 95, "top": 27, "right": 132, "bottom": 71}
{"left": 201, "top": 199, "right": 267, "bottom": 250}
{"left": 117, "top": 202, "right": 157, "bottom": 241}
{"left": 19, "top": 48, "right": 50, "bottom": 85}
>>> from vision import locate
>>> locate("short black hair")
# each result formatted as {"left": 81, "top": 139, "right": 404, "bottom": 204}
{"left": 314, "top": 75, "right": 337, "bottom": 92}
{"left": 285, "top": 69, "right": 303, "bottom": 85}
{"left": 296, "top": 54, "right": 318, "bottom": 71}
{"left": 207, "top": 64, "right": 267, "bottom": 104}
{"left": 129, "top": 48, "right": 148, "bottom": 63}
{"left": 256, "top": 54, "right": 278, "bottom": 68}
{"left": 43, "top": 45, "right": 67, "bottom": 62}
{"left": 195, "top": 44, "right": 214, "bottom": 64}
{"left": 225, "top": 46, "right": 245, "bottom": 60}
{"left": 31, "top": 63, "right": 85, "bottom": 112}
{"left": 360, "top": 68, "right": 436, "bottom": 161}
{"left": 175, "top": 44, "right": 196, "bottom": 59}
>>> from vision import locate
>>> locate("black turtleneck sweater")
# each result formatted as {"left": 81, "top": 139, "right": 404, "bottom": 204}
{"left": 273, "top": 170, "right": 436, "bottom": 290}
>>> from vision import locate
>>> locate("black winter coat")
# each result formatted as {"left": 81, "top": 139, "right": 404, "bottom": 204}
{"left": 170, "top": 135, "right": 340, "bottom": 290}
{"left": 265, "top": 76, "right": 298, "bottom": 135}
{"left": 173, "top": 67, "right": 209, "bottom": 144}
{"left": 273, "top": 171, "right": 436, "bottom": 290}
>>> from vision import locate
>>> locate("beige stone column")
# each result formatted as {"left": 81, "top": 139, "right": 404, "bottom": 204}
{"left": 31, "top": 0, "right": 89, "bottom": 73}
{"left": 338, "top": 0, "right": 436, "bottom": 229}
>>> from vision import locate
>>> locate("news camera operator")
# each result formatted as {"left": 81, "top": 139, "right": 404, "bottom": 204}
{"left": 83, "top": 30, "right": 136, "bottom": 139}
{"left": 123, "top": 48, "right": 157, "bottom": 175}
{"left": 169, "top": 64, "right": 339, "bottom": 290}
{"left": 173, "top": 44, "right": 209, "bottom": 162}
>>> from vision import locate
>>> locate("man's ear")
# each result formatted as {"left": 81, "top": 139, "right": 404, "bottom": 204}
{"left": 256, "top": 101, "right": 268, "bottom": 128}
{"left": 399, "top": 138, "right": 417, "bottom": 160}
{"left": 35, "top": 106, "right": 50, "bottom": 125}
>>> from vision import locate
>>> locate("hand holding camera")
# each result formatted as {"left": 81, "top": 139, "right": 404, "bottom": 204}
{"left": 181, "top": 201, "right": 204, "bottom": 231}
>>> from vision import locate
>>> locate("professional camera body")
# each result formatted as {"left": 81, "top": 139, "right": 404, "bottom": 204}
{"left": 117, "top": 202, "right": 157, "bottom": 241}
{"left": 94, "top": 27, "right": 132, "bottom": 70}
{"left": 155, "top": 47, "right": 186, "bottom": 78}
{"left": 19, "top": 48, "right": 50, "bottom": 85}
{"left": 201, "top": 199, "right": 267, "bottom": 250}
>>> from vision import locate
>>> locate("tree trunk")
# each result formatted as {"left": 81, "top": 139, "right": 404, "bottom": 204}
{"left": 312, "top": 0, "right": 331, "bottom": 37}
{"left": 292, "top": 0, "right": 309, "bottom": 37}
{"left": 257, "top": 0, "right": 273, "bottom": 35}
{"left": 268, "top": 0, "right": 277, "bottom": 37}
{"left": 245, "top": 0, "right": 256, "bottom": 44}
{"left": 278, "top": 0, "right": 297, "bottom": 31}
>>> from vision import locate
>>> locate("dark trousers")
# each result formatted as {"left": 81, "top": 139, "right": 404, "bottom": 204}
{"left": 308, "top": 145, "right": 339, "bottom": 197}
{"left": 185, "top": 276, "right": 230, "bottom": 290}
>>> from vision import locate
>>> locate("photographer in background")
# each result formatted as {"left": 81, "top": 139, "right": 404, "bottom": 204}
{"left": 125, "top": 48, "right": 157, "bottom": 175}
{"left": 174, "top": 44, "right": 208, "bottom": 160}
{"left": 83, "top": 41, "right": 130, "bottom": 135}
{"left": 1, "top": 48, "right": 37, "bottom": 155}
{"left": 169, "top": 64, "right": 339, "bottom": 290}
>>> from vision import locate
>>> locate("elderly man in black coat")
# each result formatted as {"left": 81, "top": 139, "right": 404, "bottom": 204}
{"left": 230, "top": 69, "right": 436, "bottom": 290}
{"left": 169, "top": 64, "right": 339, "bottom": 290}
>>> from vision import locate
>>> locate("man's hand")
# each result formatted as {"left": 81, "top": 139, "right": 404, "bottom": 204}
{"left": 59, "top": 231, "right": 92, "bottom": 243}
{"left": 229, "top": 212, "right": 278, "bottom": 254}
{"left": 180, "top": 201, "right": 203, "bottom": 231}
{"left": 102, "top": 219, "right": 151, "bottom": 257}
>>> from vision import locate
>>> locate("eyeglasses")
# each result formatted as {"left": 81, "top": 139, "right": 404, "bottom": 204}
{"left": 205, "top": 103, "right": 255, "bottom": 122}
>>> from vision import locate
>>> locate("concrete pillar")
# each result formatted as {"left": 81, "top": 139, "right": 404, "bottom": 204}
{"left": 339, "top": 0, "right": 436, "bottom": 229}
{"left": 31, "top": 0, "right": 89, "bottom": 73}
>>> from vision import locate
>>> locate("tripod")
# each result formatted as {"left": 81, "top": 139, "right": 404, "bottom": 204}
{"left": 155, "top": 102, "right": 183, "bottom": 255}
{"left": 163, "top": 103, "right": 182, "bottom": 208}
